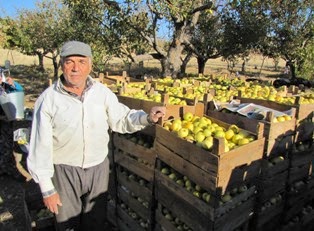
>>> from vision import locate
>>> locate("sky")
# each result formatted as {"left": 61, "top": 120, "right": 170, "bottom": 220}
{"left": 0, "top": 0, "right": 36, "bottom": 17}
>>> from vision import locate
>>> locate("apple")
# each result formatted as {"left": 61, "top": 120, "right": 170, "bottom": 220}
{"left": 214, "top": 130, "right": 225, "bottom": 139}
{"left": 238, "top": 185, "right": 248, "bottom": 192}
{"left": 161, "top": 167, "right": 170, "bottom": 175}
{"left": 194, "top": 131, "right": 206, "bottom": 143}
{"left": 170, "top": 118, "right": 182, "bottom": 131}
{"left": 183, "top": 112, "right": 194, "bottom": 122}
{"left": 177, "top": 128, "right": 189, "bottom": 138}
{"left": 221, "top": 193, "right": 232, "bottom": 203}
{"left": 237, "top": 138, "right": 249, "bottom": 146}
{"left": 202, "top": 137, "right": 213, "bottom": 150}
{"left": 202, "top": 192, "right": 211, "bottom": 203}
{"left": 224, "top": 129, "right": 235, "bottom": 140}
{"left": 168, "top": 173, "right": 177, "bottom": 181}
{"left": 193, "top": 191, "right": 201, "bottom": 198}
{"left": 195, "top": 184, "right": 202, "bottom": 191}
{"left": 176, "top": 179, "right": 185, "bottom": 187}
{"left": 202, "top": 128, "right": 212, "bottom": 137}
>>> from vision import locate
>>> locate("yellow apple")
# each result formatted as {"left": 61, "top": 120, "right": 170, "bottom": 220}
{"left": 170, "top": 119, "right": 182, "bottom": 131}
{"left": 224, "top": 129, "right": 235, "bottom": 140}
{"left": 202, "top": 137, "right": 213, "bottom": 150}
{"left": 177, "top": 128, "right": 189, "bottom": 138}
{"left": 238, "top": 138, "right": 250, "bottom": 146}
{"left": 214, "top": 130, "right": 225, "bottom": 139}
{"left": 183, "top": 112, "right": 194, "bottom": 122}
{"left": 195, "top": 131, "right": 206, "bottom": 143}
{"left": 203, "top": 128, "right": 212, "bottom": 137}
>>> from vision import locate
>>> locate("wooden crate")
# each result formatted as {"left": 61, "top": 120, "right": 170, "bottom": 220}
{"left": 154, "top": 121, "right": 265, "bottom": 195}
{"left": 115, "top": 164, "right": 155, "bottom": 231}
{"left": 251, "top": 198, "right": 285, "bottom": 231}
{"left": 288, "top": 145, "right": 314, "bottom": 184}
{"left": 116, "top": 204, "right": 151, "bottom": 231}
{"left": 293, "top": 96, "right": 314, "bottom": 121}
{"left": 112, "top": 132, "right": 156, "bottom": 182}
{"left": 118, "top": 93, "right": 204, "bottom": 117}
{"left": 239, "top": 96, "right": 314, "bottom": 121}
{"left": 283, "top": 178, "right": 314, "bottom": 222}
{"left": 257, "top": 158, "right": 289, "bottom": 202}
{"left": 294, "top": 112, "right": 313, "bottom": 143}
{"left": 207, "top": 110, "right": 296, "bottom": 158}
{"left": 154, "top": 172, "right": 255, "bottom": 231}
{"left": 116, "top": 170, "right": 154, "bottom": 207}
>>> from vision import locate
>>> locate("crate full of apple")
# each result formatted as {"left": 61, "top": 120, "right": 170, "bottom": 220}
{"left": 154, "top": 164, "right": 256, "bottom": 231}
{"left": 112, "top": 132, "right": 156, "bottom": 182}
{"left": 155, "top": 110, "right": 265, "bottom": 195}
{"left": 207, "top": 108, "right": 297, "bottom": 158}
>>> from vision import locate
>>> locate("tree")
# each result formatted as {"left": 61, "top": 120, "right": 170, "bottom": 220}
{"left": 228, "top": 0, "right": 314, "bottom": 80}
{"left": 220, "top": 0, "right": 269, "bottom": 75}
{"left": 63, "top": 0, "right": 151, "bottom": 74}
{"left": 3, "top": 0, "right": 72, "bottom": 79}
{"left": 188, "top": 6, "right": 224, "bottom": 75}
{"left": 63, "top": 0, "right": 214, "bottom": 78}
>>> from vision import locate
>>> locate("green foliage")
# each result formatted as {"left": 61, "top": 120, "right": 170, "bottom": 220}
{"left": 297, "top": 38, "right": 314, "bottom": 80}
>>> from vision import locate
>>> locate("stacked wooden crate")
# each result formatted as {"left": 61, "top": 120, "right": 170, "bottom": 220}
{"left": 283, "top": 109, "right": 314, "bottom": 228}
{"left": 207, "top": 104, "right": 296, "bottom": 230}
{"left": 112, "top": 131, "right": 156, "bottom": 231}
{"left": 153, "top": 107, "right": 265, "bottom": 231}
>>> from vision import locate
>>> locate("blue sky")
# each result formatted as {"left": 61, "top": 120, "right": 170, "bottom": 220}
{"left": 1, "top": 0, "right": 36, "bottom": 17}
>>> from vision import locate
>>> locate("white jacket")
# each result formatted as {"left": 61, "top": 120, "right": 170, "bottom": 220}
{"left": 27, "top": 76, "right": 148, "bottom": 193}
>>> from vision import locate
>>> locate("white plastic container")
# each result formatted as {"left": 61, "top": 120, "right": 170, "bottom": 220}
{"left": 0, "top": 91, "right": 25, "bottom": 121}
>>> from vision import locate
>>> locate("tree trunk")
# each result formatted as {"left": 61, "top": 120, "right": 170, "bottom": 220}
{"left": 162, "top": 42, "right": 185, "bottom": 78}
{"left": 52, "top": 56, "right": 59, "bottom": 81}
{"left": 241, "top": 60, "right": 246, "bottom": 72}
{"left": 288, "top": 61, "right": 296, "bottom": 79}
{"left": 197, "top": 57, "right": 207, "bottom": 75}
{"left": 180, "top": 52, "right": 193, "bottom": 78}
{"left": 37, "top": 53, "right": 45, "bottom": 71}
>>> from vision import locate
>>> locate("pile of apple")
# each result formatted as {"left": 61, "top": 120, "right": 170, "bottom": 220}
{"left": 160, "top": 205, "right": 193, "bottom": 231}
{"left": 160, "top": 164, "right": 249, "bottom": 206}
{"left": 119, "top": 202, "right": 150, "bottom": 229}
{"left": 162, "top": 112, "right": 256, "bottom": 152}
{"left": 119, "top": 132, "right": 155, "bottom": 149}
{"left": 119, "top": 166, "right": 150, "bottom": 188}
{"left": 259, "top": 193, "right": 283, "bottom": 213}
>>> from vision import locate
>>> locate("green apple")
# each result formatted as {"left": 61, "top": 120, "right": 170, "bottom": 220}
{"left": 177, "top": 128, "right": 189, "bottom": 138}
{"left": 168, "top": 173, "right": 177, "bottom": 181}
{"left": 195, "top": 131, "right": 206, "bottom": 143}
{"left": 214, "top": 130, "right": 225, "bottom": 139}
{"left": 221, "top": 193, "right": 232, "bottom": 203}
{"left": 183, "top": 112, "right": 194, "bottom": 122}
{"left": 202, "top": 192, "right": 211, "bottom": 203}
{"left": 203, "top": 128, "right": 212, "bottom": 137}
{"left": 161, "top": 167, "right": 170, "bottom": 175}
{"left": 202, "top": 137, "right": 213, "bottom": 150}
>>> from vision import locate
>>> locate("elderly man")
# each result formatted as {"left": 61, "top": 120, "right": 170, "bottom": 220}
{"left": 27, "top": 41, "right": 165, "bottom": 230}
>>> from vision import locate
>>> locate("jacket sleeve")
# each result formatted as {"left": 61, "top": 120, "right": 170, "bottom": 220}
{"left": 27, "top": 95, "right": 55, "bottom": 193}
{"left": 105, "top": 88, "right": 149, "bottom": 133}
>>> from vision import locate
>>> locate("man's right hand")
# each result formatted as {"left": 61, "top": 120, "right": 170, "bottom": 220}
{"left": 43, "top": 192, "right": 63, "bottom": 214}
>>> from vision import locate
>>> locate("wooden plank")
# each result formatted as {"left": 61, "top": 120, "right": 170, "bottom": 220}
{"left": 155, "top": 182, "right": 212, "bottom": 231}
{"left": 117, "top": 186, "right": 153, "bottom": 221}
{"left": 113, "top": 132, "right": 156, "bottom": 166}
{"left": 116, "top": 170, "right": 153, "bottom": 202}
{"left": 114, "top": 150, "right": 155, "bottom": 182}
{"left": 155, "top": 142, "right": 218, "bottom": 194}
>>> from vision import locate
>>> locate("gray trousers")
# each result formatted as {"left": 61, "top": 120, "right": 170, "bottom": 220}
{"left": 52, "top": 157, "right": 110, "bottom": 231}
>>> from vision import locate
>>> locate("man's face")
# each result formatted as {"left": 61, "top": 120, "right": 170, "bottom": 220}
{"left": 61, "top": 56, "right": 92, "bottom": 88}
